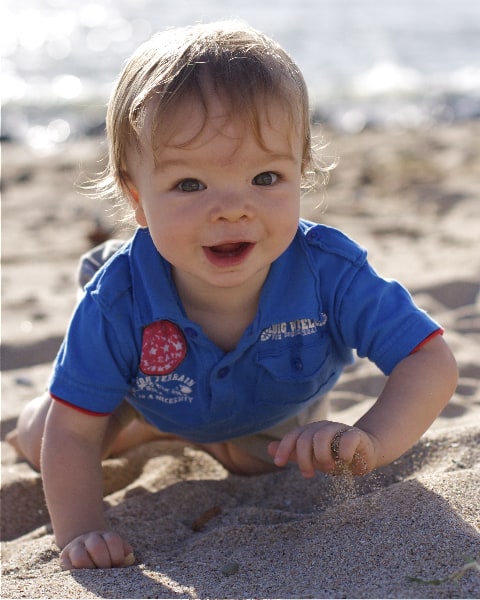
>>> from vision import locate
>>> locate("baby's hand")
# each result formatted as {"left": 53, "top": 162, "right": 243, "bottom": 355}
{"left": 60, "top": 530, "right": 135, "bottom": 570}
{"left": 267, "top": 421, "right": 378, "bottom": 478}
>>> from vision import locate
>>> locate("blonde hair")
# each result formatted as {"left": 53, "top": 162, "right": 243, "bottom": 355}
{"left": 96, "top": 21, "right": 317, "bottom": 206}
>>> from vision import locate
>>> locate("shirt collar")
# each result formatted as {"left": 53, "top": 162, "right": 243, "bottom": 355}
{"left": 129, "top": 229, "right": 185, "bottom": 328}
{"left": 256, "top": 226, "right": 321, "bottom": 330}
{"left": 129, "top": 225, "right": 322, "bottom": 333}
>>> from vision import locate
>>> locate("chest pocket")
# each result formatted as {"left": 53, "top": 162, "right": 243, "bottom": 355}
{"left": 254, "top": 335, "right": 338, "bottom": 406}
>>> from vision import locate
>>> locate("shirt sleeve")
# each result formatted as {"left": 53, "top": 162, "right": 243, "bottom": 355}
{"left": 48, "top": 290, "right": 137, "bottom": 414}
{"left": 335, "top": 261, "right": 442, "bottom": 375}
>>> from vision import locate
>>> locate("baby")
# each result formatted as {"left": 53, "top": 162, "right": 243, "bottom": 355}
{"left": 8, "top": 21, "right": 457, "bottom": 569}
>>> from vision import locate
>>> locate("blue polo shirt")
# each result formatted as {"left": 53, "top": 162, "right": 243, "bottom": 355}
{"left": 49, "top": 220, "right": 441, "bottom": 443}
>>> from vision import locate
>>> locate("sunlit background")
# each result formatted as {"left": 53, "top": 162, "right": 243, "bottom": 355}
{"left": 2, "top": 0, "right": 480, "bottom": 151}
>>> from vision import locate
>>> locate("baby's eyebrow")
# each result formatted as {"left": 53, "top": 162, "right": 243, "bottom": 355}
{"left": 265, "top": 152, "right": 298, "bottom": 163}
{"left": 154, "top": 158, "right": 190, "bottom": 171}
{"left": 154, "top": 151, "right": 298, "bottom": 172}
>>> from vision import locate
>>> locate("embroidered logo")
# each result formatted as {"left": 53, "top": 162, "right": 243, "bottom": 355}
{"left": 136, "top": 373, "right": 195, "bottom": 405}
{"left": 260, "top": 315, "right": 328, "bottom": 341}
{"left": 140, "top": 320, "right": 187, "bottom": 375}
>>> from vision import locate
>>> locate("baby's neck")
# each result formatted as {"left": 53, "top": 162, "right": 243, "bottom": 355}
{"left": 186, "top": 301, "right": 257, "bottom": 352}
{"left": 174, "top": 272, "right": 265, "bottom": 353}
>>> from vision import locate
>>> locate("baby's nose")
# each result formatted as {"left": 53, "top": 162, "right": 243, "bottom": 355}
{"left": 209, "top": 190, "right": 255, "bottom": 222}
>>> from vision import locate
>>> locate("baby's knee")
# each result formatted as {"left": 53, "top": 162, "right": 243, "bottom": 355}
{"left": 202, "top": 441, "right": 278, "bottom": 476}
{"left": 7, "top": 392, "right": 52, "bottom": 471}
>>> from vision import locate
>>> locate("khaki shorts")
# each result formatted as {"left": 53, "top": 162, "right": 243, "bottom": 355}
{"left": 113, "top": 395, "right": 330, "bottom": 465}
{"left": 229, "top": 395, "right": 330, "bottom": 463}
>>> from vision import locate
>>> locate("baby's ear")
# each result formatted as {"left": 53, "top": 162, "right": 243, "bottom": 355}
{"left": 120, "top": 171, "right": 140, "bottom": 204}
{"left": 120, "top": 172, "right": 147, "bottom": 227}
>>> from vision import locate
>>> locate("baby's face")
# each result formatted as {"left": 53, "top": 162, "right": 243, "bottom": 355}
{"left": 126, "top": 95, "right": 303, "bottom": 300}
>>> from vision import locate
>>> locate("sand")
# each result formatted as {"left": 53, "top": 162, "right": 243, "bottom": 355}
{"left": 1, "top": 122, "right": 479, "bottom": 598}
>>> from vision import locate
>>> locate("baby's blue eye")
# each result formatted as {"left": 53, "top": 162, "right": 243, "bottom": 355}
{"left": 177, "top": 179, "right": 205, "bottom": 192}
{"left": 252, "top": 172, "right": 278, "bottom": 186}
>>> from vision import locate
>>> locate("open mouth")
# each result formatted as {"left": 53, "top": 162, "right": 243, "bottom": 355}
{"left": 210, "top": 242, "right": 251, "bottom": 257}
{"left": 203, "top": 241, "right": 254, "bottom": 266}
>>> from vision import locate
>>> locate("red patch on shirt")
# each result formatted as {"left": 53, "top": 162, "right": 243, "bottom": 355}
{"left": 140, "top": 320, "right": 187, "bottom": 375}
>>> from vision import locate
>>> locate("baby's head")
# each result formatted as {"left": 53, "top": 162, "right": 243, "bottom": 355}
{"left": 99, "top": 21, "right": 314, "bottom": 208}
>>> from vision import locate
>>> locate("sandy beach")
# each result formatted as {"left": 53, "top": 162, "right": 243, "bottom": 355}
{"left": 1, "top": 121, "right": 479, "bottom": 598}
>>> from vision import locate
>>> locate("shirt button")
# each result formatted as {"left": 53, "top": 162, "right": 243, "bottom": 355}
{"left": 184, "top": 327, "right": 198, "bottom": 338}
{"left": 292, "top": 358, "right": 303, "bottom": 372}
{"left": 306, "top": 229, "right": 318, "bottom": 241}
{"left": 217, "top": 366, "right": 230, "bottom": 378}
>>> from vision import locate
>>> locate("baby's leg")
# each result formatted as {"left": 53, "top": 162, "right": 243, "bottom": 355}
{"left": 201, "top": 442, "right": 279, "bottom": 475}
{"left": 103, "top": 403, "right": 177, "bottom": 456}
{"left": 7, "top": 394, "right": 172, "bottom": 471}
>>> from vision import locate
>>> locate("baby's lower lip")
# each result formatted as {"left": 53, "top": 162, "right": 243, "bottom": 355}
{"left": 203, "top": 242, "right": 254, "bottom": 267}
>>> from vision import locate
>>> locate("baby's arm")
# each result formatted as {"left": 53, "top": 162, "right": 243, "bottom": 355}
{"left": 269, "top": 335, "right": 458, "bottom": 476}
{"left": 41, "top": 401, "right": 134, "bottom": 569}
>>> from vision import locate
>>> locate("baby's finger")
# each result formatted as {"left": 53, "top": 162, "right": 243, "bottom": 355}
{"left": 84, "top": 532, "right": 115, "bottom": 568}
{"left": 123, "top": 552, "right": 136, "bottom": 567}
{"left": 101, "top": 532, "right": 132, "bottom": 568}
{"left": 331, "top": 427, "right": 372, "bottom": 474}
{"left": 267, "top": 440, "right": 280, "bottom": 459}
{"left": 60, "top": 552, "right": 73, "bottom": 571}
{"left": 122, "top": 539, "right": 136, "bottom": 566}
{"left": 311, "top": 428, "right": 339, "bottom": 472}
{"left": 61, "top": 543, "right": 96, "bottom": 570}
{"left": 270, "top": 428, "right": 304, "bottom": 467}
{"left": 333, "top": 427, "right": 361, "bottom": 464}
{"left": 293, "top": 429, "right": 317, "bottom": 478}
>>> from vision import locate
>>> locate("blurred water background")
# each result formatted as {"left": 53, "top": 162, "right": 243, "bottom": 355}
{"left": 2, "top": 0, "right": 480, "bottom": 150}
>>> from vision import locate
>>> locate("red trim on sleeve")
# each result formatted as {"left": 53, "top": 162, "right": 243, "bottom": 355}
{"left": 409, "top": 328, "right": 444, "bottom": 354}
{"left": 50, "top": 394, "right": 112, "bottom": 417}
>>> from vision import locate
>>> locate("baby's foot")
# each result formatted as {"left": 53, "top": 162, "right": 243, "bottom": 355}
{"left": 6, "top": 428, "right": 22, "bottom": 455}
{"left": 6, "top": 428, "right": 41, "bottom": 471}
